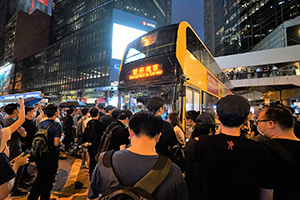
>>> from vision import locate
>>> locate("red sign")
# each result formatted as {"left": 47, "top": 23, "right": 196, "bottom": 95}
{"left": 129, "top": 64, "right": 163, "bottom": 80}
{"left": 37, "top": 0, "right": 49, "bottom": 6}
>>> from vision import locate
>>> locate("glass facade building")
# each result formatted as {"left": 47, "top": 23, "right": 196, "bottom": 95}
{"left": 204, "top": 0, "right": 300, "bottom": 56}
{"left": 15, "top": 0, "right": 171, "bottom": 102}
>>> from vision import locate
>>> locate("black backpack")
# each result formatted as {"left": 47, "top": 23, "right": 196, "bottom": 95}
{"left": 98, "top": 124, "right": 123, "bottom": 153}
{"left": 98, "top": 150, "right": 172, "bottom": 200}
{"left": 31, "top": 121, "right": 56, "bottom": 160}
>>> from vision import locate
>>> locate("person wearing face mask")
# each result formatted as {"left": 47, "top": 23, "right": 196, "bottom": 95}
{"left": 102, "top": 109, "right": 132, "bottom": 151}
{"left": 257, "top": 105, "right": 300, "bottom": 200}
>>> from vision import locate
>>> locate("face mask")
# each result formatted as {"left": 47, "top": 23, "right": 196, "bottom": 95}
{"left": 257, "top": 126, "right": 271, "bottom": 138}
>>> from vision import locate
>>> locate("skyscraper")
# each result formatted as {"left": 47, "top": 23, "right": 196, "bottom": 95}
{"left": 204, "top": 0, "right": 300, "bottom": 56}
{"left": 16, "top": 0, "right": 172, "bottom": 103}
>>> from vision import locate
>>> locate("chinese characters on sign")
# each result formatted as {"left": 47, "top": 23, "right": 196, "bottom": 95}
{"left": 129, "top": 64, "right": 163, "bottom": 80}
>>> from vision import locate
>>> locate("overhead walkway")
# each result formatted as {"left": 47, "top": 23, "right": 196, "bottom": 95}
{"left": 215, "top": 45, "right": 300, "bottom": 101}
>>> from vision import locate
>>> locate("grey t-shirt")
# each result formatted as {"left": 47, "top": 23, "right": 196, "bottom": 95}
{"left": 88, "top": 149, "right": 189, "bottom": 200}
{"left": 2, "top": 118, "right": 22, "bottom": 159}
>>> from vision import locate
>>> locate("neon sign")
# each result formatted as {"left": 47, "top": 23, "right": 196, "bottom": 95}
{"left": 129, "top": 64, "right": 163, "bottom": 80}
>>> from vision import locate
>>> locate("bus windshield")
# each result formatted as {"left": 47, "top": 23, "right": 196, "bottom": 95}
{"left": 124, "top": 25, "right": 179, "bottom": 64}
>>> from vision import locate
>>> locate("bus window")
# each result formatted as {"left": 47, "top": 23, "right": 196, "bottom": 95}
{"left": 194, "top": 91, "right": 200, "bottom": 111}
{"left": 124, "top": 25, "right": 178, "bottom": 65}
{"left": 186, "top": 88, "right": 193, "bottom": 111}
{"left": 202, "top": 91, "right": 218, "bottom": 115}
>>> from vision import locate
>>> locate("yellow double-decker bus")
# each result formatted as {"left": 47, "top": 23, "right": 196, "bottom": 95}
{"left": 118, "top": 21, "right": 233, "bottom": 123}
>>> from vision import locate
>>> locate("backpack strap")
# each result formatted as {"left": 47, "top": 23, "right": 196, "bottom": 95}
{"left": 134, "top": 155, "right": 172, "bottom": 194}
{"left": 98, "top": 150, "right": 120, "bottom": 189}
{"left": 264, "top": 140, "right": 298, "bottom": 167}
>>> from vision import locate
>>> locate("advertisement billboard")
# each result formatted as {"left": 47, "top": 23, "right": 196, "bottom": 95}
{"left": 110, "top": 9, "right": 157, "bottom": 82}
{"left": 0, "top": 63, "right": 13, "bottom": 95}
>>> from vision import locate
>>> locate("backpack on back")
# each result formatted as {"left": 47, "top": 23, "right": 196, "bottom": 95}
{"left": 98, "top": 150, "right": 172, "bottom": 200}
{"left": 31, "top": 121, "right": 56, "bottom": 160}
{"left": 98, "top": 124, "right": 123, "bottom": 153}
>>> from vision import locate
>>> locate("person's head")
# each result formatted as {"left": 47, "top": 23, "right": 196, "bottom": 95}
{"left": 44, "top": 104, "right": 59, "bottom": 118}
{"left": 147, "top": 97, "right": 165, "bottom": 116}
{"left": 95, "top": 99, "right": 99, "bottom": 105}
{"left": 192, "top": 112, "right": 216, "bottom": 137}
{"left": 112, "top": 109, "right": 121, "bottom": 121}
{"left": 185, "top": 110, "right": 199, "bottom": 127}
{"left": 89, "top": 107, "right": 99, "bottom": 118}
{"left": 128, "top": 111, "right": 163, "bottom": 139}
{"left": 257, "top": 105, "right": 294, "bottom": 139}
{"left": 97, "top": 104, "right": 104, "bottom": 111}
{"left": 4, "top": 103, "right": 20, "bottom": 116}
{"left": 105, "top": 105, "right": 115, "bottom": 114}
{"left": 118, "top": 109, "right": 132, "bottom": 125}
{"left": 81, "top": 107, "right": 89, "bottom": 116}
{"left": 216, "top": 95, "right": 250, "bottom": 127}
{"left": 66, "top": 108, "right": 75, "bottom": 116}
{"left": 75, "top": 108, "right": 80, "bottom": 115}
{"left": 25, "top": 106, "right": 36, "bottom": 119}
{"left": 169, "top": 113, "right": 183, "bottom": 130}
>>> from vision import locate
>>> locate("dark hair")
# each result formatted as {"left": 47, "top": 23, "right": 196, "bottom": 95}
{"left": 264, "top": 105, "right": 294, "bottom": 130}
{"left": 89, "top": 107, "right": 99, "bottom": 118}
{"left": 66, "top": 108, "right": 74, "bottom": 116}
{"left": 97, "top": 104, "right": 104, "bottom": 110}
{"left": 44, "top": 104, "right": 58, "bottom": 118}
{"left": 4, "top": 103, "right": 20, "bottom": 115}
{"left": 105, "top": 105, "right": 115, "bottom": 113}
{"left": 192, "top": 124, "right": 216, "bottom": 138}
{"left": 81, "top": 107, "right": 89, "bottom": 116}
{"left": 112, "top": 109, "right": 121, "bottom": 121}
{"left": 147, "top": 97, "right": 164, "bottom": 113}
{"left": 169, "top": 113, "right": 183, "bottom": 131}
{"left": 25, "top": 106, "right": 34, "bottom": 114}
{"left": 186, "top": 110, "right": 199, "bottom": 122}
{"left": 128, "top": 111, "right": 163, "bottom": 138}
{"left": 118, "top": 109, "right": 132, "bottom": 120}
{"left": 217, "top": 95, "right": 250, "bottom": 127}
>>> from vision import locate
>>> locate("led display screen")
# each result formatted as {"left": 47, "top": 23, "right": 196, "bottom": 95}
{"left": 111, "top": 23, "right": 146, "bottom": 60}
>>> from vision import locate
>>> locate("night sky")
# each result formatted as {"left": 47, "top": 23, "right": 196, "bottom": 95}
{"left": 172, "top": 0, "right": 204, "bottom": 42}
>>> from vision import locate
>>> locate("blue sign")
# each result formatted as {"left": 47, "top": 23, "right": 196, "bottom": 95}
{"left": 0, "top": 92, "right": 41, "bottom": 101}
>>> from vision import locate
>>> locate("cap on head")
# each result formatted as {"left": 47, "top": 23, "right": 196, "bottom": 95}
{"left": 217, "top": 95, "right": 250, "bottom": 127}
{"left": 196, "top": 112, "right": 215, "bottom": 125}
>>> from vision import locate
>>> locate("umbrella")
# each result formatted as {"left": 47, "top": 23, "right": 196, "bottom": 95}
{"left": 24, "top": 97, "right": 43, "bottom": 106}
{"left": 59, "top": 100, "right": 87, "bottom": 108}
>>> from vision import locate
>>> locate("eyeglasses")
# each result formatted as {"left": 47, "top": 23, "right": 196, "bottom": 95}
{"left": 255, "top": 119, "right": 271, "bottom": 123}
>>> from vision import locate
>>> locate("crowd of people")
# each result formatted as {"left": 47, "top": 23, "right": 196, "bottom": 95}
{"left": 224, "top": 65, "right": 298, "bottom": 80}
{"left": 1, "top": 95, "right": 300, "bottom": 200}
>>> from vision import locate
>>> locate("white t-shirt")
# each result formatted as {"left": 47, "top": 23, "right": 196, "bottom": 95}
{"left": 0, "top": 127, "right": 11, "bottom": 156}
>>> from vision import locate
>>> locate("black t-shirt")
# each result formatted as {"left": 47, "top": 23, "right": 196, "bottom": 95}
{"left": 84, "top": 119, "right": 106, "bottom": 151}
{"left": 64, "top": 115, "right": 74, "bottom": 134}
{"left": 190, "top": 133, "right": 276, "bottom": 200}
{"left": 88, "top": 149, "right": 189, "bottom": 200}
{"left": 100, "top": 115, "right": 114, "bottom": 128}
{"left": 3, "top": 117, "right": 22, "bottom": 159}
{"left": 156, "top": 121, "right": 178, "bottom": 157}
{"left": 262, "top": 139, "right": 300, "bottom": 200}
{"left": 106, "top": 120, "right": 129, "bottom": 151}
{"left": 21, "top": 118, "right": 36, "bottom": 150}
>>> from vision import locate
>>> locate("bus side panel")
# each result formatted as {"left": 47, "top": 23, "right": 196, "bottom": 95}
{"left": 185, "top": 51, "right": 207, "bottom": 91}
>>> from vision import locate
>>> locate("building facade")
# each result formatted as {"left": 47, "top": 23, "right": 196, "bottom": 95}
{"left": 15, "top": 0, "right": 172, "bottom": 103}
{"left": 205, "top": 0, "right": 300, "bottom": 57}
{"left": 4, "top": 9, "right": 51, "bottom": 63}
{"left": 0, "top": 0, "right": 51, "bottom": 65}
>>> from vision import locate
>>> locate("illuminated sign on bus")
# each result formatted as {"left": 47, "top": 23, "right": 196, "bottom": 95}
{"left": 129, "top": 64, "right": 163, "bottom": 80}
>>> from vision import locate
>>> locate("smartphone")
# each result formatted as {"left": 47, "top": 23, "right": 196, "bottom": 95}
{"left": 22, "top": 149, "right": 32, "bottom": 157}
